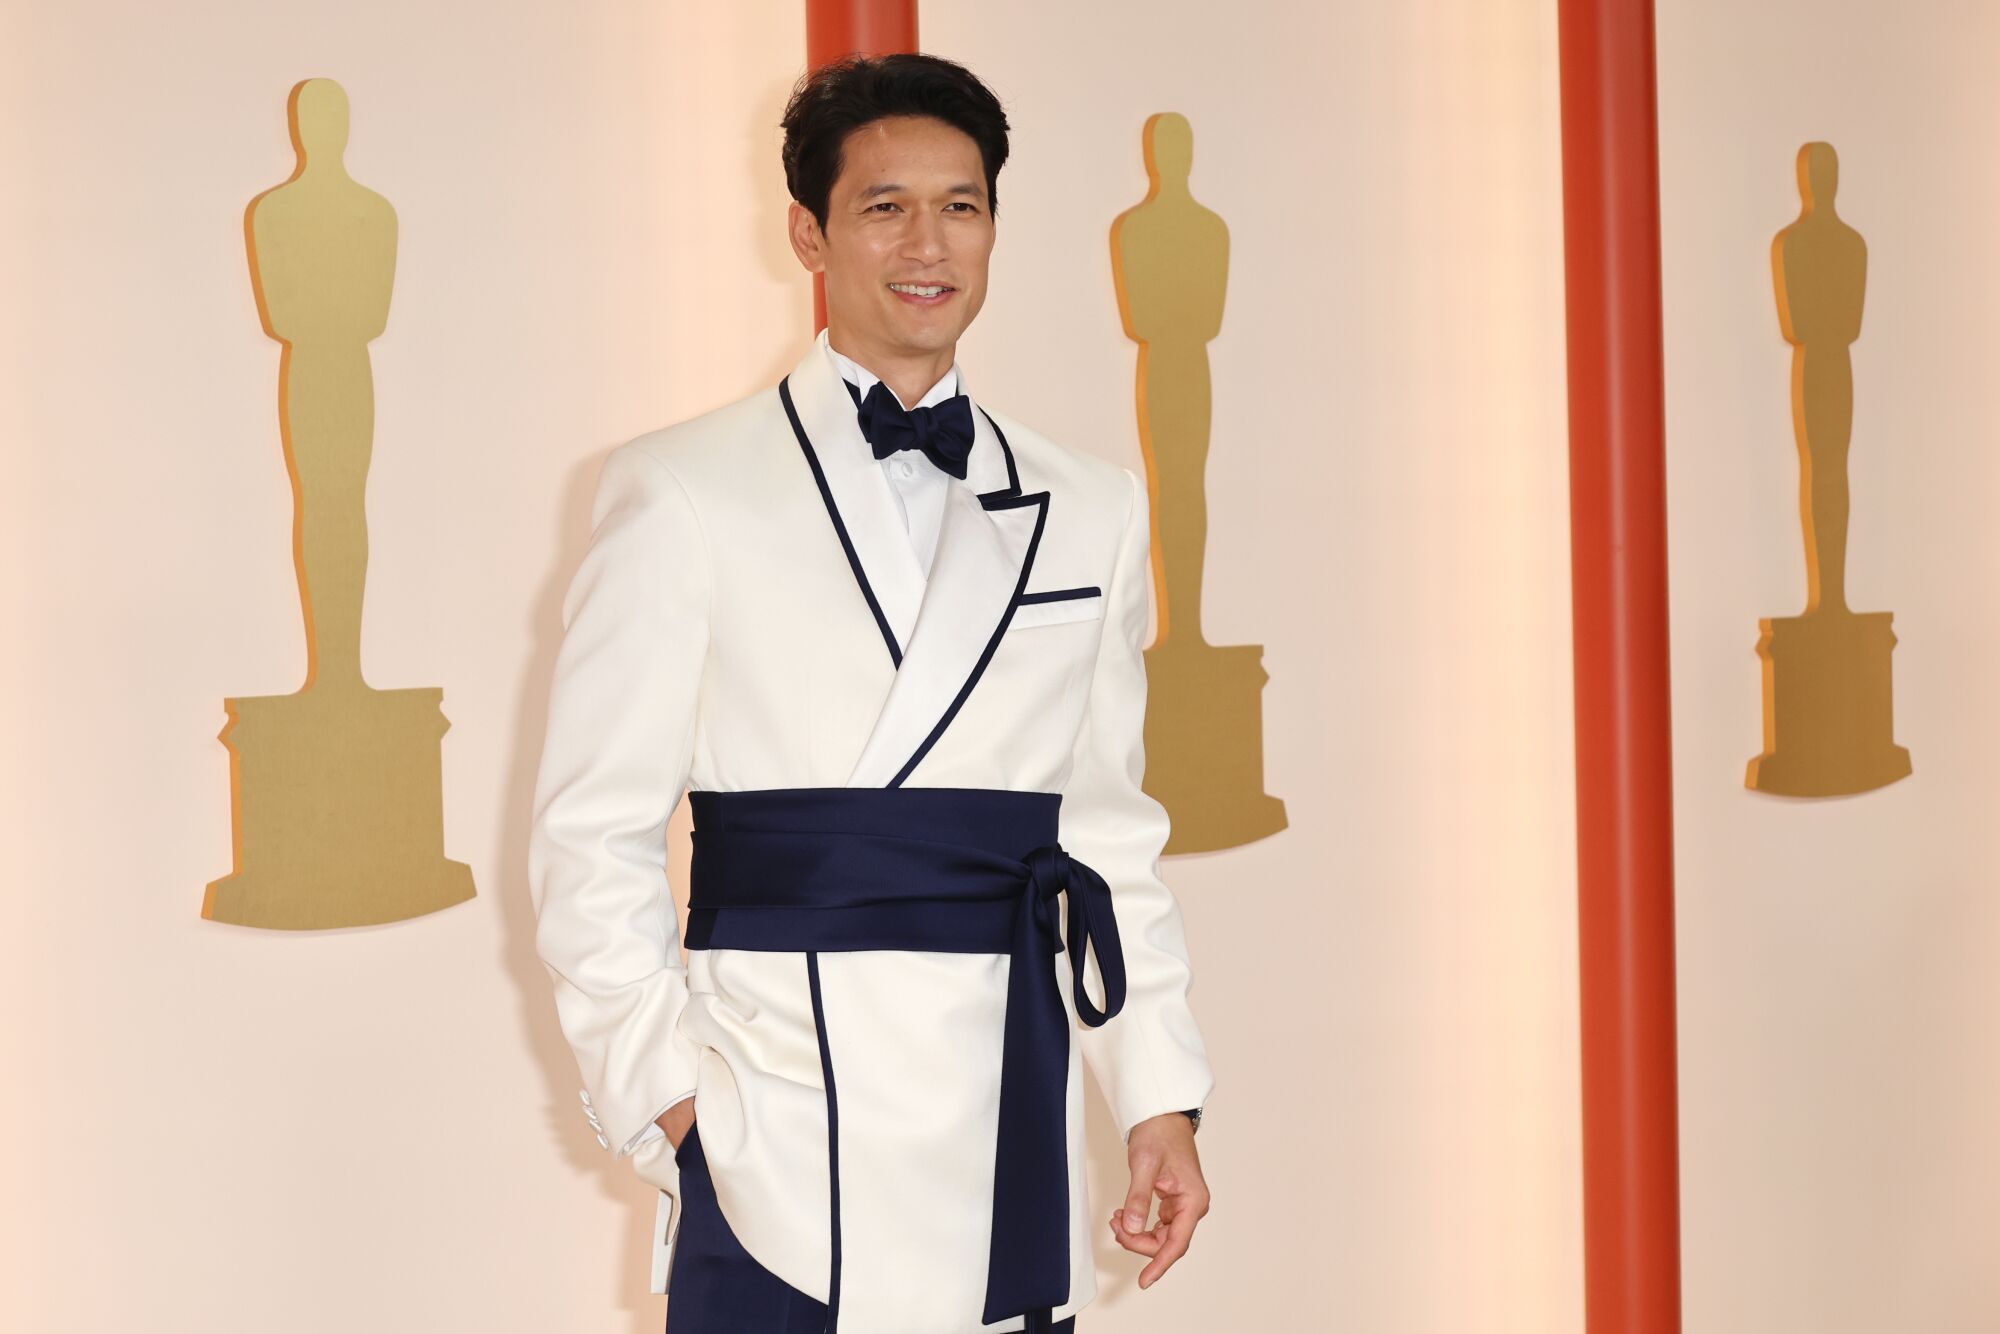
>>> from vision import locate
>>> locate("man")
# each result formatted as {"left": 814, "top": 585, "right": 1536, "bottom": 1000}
{"left": 528, "top": 53, "right": 1214, "bottom": 1334}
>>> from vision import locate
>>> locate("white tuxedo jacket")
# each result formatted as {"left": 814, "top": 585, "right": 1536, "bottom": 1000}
{"left": 528, "top": 328, "right": 1216, "bottom": 1332}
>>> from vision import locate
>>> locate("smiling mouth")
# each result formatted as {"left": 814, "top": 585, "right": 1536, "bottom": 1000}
{"left": 888, "top": 282, "right": 956, "bottom": 302}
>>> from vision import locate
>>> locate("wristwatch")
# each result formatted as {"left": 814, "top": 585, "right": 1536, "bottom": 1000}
{"left": 1180, "top": 1107, "right": 1202, "bottom": 1134}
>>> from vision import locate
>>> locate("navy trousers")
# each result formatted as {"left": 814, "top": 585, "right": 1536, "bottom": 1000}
{"left": 665, "top": 1121, "right": 1079, "bottom": 1333}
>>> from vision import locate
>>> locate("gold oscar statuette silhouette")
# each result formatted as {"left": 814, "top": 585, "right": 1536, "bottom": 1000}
{"left": 205, "top": 78, "right": 476, "bottom": 927}
{"left": 1111, "top": 111, "right": 1287, "bottom": 853}
{"left": 1745, "top": 141, "right": 1911, "bottom": 796}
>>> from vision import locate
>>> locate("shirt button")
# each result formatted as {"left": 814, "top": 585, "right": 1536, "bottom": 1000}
{"left": 893, "top": 459, "right": 914, "bottom": 478}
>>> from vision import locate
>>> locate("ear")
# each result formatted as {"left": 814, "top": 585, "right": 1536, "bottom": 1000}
{"left": 787, "top": 201, "right": 827, "bottom": 276}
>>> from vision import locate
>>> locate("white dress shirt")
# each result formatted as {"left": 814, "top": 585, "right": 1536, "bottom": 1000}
{"left": 629, "top": 339, "right": 966, "bottom": 1153}
{"left": 824, "top": 339, "right": 964, "bottom": 577}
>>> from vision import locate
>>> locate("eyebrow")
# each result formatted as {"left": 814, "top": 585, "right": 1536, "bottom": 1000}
{"left": 856, "top": 181, "right": 987, "bottom": 202}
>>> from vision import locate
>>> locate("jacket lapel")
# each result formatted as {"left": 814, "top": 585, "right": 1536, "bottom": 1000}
{"left": 848, "top": 396, "right": 1056, "bottom": 792}
{"left": 781, "top": 332, "right": 928, "bottom": 664}
{"left": 777, "top": 329, "right": 1048, "bottom": 789}
{"left": 849, "top": 479, "right": 1046, "bottom": 787}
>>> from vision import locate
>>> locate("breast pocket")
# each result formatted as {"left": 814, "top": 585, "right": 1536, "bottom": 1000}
{"left": 1008, "top": 586, "right": 1104, "bottom": 630}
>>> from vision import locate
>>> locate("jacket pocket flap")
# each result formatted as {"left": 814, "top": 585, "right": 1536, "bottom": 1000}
{"left": 1010, "top": 587, "right": 1104, "bottom": 629}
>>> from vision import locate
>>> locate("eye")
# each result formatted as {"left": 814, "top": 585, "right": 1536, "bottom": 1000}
{"left": 870, "top": 201, "right": 901, "bottom": 212}
{"left": 947, "top": 202, "right": 978, "bottom": 213}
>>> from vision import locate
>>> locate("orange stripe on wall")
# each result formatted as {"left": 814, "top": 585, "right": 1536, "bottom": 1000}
{"left": 1556, "top": 1, "right": 1685, "bottom": 1331}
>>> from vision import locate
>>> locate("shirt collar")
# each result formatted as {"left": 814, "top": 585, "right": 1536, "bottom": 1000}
{"left": 822, "top": 331, "right": 965, "bottom": 411}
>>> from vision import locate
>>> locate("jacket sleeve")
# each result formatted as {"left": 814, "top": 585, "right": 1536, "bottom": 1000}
{"left": 1064, "top": 464, "right": 1217, "bottom": 1141}
{"left": 528, "top": 442, "right": 708, "bottom": 1159}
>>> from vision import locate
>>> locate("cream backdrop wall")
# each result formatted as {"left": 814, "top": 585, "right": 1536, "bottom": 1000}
{"left": 1658, "top": 3, "right": 2000, "bottom": 1332}
{"left": 4, "top": 0, "right": 1580, "bottom": 1329}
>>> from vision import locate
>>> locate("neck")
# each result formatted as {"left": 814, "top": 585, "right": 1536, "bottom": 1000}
{"left": 826, "top": 322, "right": 955, "bottom": 408}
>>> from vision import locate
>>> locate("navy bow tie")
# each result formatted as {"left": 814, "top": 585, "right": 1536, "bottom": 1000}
{"left": 843, "top": 376, "right": 974, "bottom": 480}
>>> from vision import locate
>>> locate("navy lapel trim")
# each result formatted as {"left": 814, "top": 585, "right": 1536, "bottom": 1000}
{"left": 780, "top": 375, "right": 904, "bottom": 668}
{"left": 886, "top": 489, "right": 1051, "bottom": 788}
{"left": 975, "top": 406, "right": 1023, "bottom": 500}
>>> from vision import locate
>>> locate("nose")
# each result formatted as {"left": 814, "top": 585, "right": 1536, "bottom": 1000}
{"left": 903, "top": 207, "right": 947, "bottom": 262}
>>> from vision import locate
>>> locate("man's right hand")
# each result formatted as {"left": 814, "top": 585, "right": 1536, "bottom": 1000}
{"left": 656, "top": 1097, "right": 697, "bottom": 1151}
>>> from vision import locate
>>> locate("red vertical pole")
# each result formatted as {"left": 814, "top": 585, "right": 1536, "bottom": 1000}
{"left": 803, "top": 0, "right": 920, "bottom": 331}
{"left": 1556, "top": 1, "right": 1684, "bottom": 1332}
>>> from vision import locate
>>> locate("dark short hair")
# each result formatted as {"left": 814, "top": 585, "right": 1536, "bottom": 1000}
{"left": 780, "top": 53, "right": 1011, "bottom": 231}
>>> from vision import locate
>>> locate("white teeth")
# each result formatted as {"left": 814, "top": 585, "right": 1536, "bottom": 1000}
{"left": 890, "top": 283, "right": 949, "bottom": 296}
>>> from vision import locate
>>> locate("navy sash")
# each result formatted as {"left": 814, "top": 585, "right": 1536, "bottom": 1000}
{"left": 685, "top": 787, "right": 1128, "bottom": 1330}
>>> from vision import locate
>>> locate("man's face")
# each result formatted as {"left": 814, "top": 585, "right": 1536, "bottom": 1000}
{"left": 789, "top": 114, "right": 995, "bottom": 360}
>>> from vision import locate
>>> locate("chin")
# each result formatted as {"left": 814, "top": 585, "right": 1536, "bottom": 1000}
{"left": 893, "top": 323, "right": 960, "bottom": 352}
